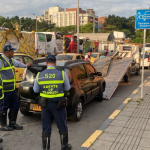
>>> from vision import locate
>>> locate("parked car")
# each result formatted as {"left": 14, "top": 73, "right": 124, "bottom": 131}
{"left": 56, "top": 53, "right": 84, "bottom": 62}
{"left": 140, "top": 52, "right": 150, "bottom": 69}
{"left": 90, "top": 52, "right": 103, "bottom": 64}
{"left": 0, "top": 52, "right": 33, "bottom": 88}
{"left": 18, "top": 59, "right": 106, "bottom": 122}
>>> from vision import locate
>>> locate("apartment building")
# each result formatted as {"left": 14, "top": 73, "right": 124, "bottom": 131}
{"left": 98, "top": 17, "right": 108, "bottom": 30}
{"left": 36, "top": 5, "right": 98, "bottom": 27}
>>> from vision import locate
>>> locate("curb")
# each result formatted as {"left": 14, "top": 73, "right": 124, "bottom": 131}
{"left": 78, "top": 77, "right": 149, "bottom": 150}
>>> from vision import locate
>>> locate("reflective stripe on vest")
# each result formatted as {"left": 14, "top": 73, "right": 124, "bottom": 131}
{"left": 0, "top": 75, "right": 4, "bottom": 99}
{"left": 0, "top": 55, "right": 15, "bottom": 92}
{"left": 37, "top": 67, "right": 65, "bottom": 98}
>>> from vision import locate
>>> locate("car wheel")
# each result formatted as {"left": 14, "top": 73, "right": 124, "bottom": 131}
{"left": 97, "top": 85, "right": 103, "bottom": 102}
{"left": 135, "top": 68, "right": 140, "bottom": 75}
{"left": 124, "top": 70, "right": 130, "bottom": 82}
{"left": 70, "top": 99, "right": 83, "bottom": 122}
{"left": 20, "top": 110, "right": 33, "bottom": 116}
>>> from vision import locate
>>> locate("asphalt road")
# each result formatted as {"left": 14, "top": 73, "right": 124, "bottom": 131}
{"left": 1, "top": 69, "right": 150, "bottom": 150}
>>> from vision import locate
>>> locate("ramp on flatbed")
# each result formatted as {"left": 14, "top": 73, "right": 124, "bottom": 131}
{"left": 93, "top": 57, "right": 111, "bottom": 77}
{"left": 93, "top": 57, "right": 133, "bottom": 100}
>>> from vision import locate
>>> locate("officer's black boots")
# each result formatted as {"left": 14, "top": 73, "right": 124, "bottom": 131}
{"left": 42, "top": 133, "right": 50, "bottom": 150}
{"left": 60, "top": 131, "right": 72, "bottom": 150}
{"left": 0, "top": 138, "right": 3, "bottom": 150}
{"left": 0, "top": 146, "right": 3, "bottom": 150}
{"left": 0, "top": 112, "right": 13, "bottom": 131}
{"left": 0, "top": 138, "right": 3, "bottom": 143}
{"left": 8, "top": 111, "right": 23, "bottom": 130}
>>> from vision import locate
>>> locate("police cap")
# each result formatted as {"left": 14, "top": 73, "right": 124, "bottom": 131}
{"left": 46, "top": 55, "right": 56, "bottom": 62}
{"left": 3, "top": 45, "right": 16, "bottom": 51}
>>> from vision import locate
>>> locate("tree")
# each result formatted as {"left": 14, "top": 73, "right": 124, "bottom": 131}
{"left": 121, "top": 29, "right": 131, "bottom": 38}
{"left": 0, "top": 15, "right": 55, "bottom": 32}
{"left": 80, "top": 22, "right": 93, "bottom": 33}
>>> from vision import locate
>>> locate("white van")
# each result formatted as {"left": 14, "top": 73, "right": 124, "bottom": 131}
{"left": 35, "top": 32, "right": 63, "bottom": 56}
{"left": 140, "top": 52, "right": 150, "bottom": 69}
{"left": 145, "top": 43, "right": 150, "bottom": 53}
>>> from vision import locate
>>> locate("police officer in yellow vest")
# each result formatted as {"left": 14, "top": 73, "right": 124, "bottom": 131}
{"left": 33, "top": 55, "right": 72, "bottom": 150}
{"left": 0, "top": 45, "right": 32, "bottom": 131}
{"left": 0, "top": 75, "right": 4, "bottom": 150}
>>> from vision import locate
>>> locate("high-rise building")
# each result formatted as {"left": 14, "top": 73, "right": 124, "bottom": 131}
{"left": 36, "top": 5, "right": 98, "bottom": 27}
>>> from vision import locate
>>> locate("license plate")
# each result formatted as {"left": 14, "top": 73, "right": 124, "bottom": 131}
{"left": 33, "top": 104, "right": 41, "bottom": 111}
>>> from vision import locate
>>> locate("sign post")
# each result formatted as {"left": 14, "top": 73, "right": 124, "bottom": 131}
{"left": 135, "top": 9, "right": 150, "bottom": 99}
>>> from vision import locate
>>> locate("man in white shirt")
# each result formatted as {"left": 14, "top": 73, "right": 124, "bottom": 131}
{"left": 84, "top": 49, "right": 92, "bottom": 63}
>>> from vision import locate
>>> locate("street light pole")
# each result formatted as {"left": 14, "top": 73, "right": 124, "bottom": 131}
{"left": 36, "top": 16, "right": 37, "bottom": 32}
{"left": 33, "top": 13, "right": 37, "bottom": 32}
{"left": 77, "top": 0, "right": 79, "bottom": 53}
{"left": 20, "top": 18, "right": 21, "bottom": 30}
{"left": 93, "top": 16, "right": 95, "bottom": 33}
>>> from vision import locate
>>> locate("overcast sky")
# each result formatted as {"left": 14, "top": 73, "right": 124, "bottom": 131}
{"left": 0, "top": 0, "right": 150, "bottom": 18}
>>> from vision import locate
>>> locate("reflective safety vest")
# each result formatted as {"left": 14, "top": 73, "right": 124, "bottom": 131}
{"left": 0, "top": 75, "right": 4, "bottom": 99}
{"left": 37, "top": 67, "right": 65, "bottom": 99}
{"left": 0, "top": 55, "right": 15, "bottom": 92}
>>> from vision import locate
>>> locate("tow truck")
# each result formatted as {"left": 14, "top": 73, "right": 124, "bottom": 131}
{"left": 93, "top": 45, "right": 140, "bottom": 100}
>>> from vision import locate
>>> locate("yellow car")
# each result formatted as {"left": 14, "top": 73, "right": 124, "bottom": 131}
{"left": 13, "top": 53, "right": 33, "bottom": 88}
{"left": 90, "top": 52, "right": 103, "bottom": 64}
{"left": 56, "top": 53, "right": 84, "bottom": 62}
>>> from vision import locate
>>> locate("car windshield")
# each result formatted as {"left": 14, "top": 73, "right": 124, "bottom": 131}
{"left": 56, "top": 55, "right": 73, "bottom": 60}
{"left": 25, "top": 66, "right": 47, "bottom": 82}
{"left": 90, "top": 54, "right": 98, "bottom": 58}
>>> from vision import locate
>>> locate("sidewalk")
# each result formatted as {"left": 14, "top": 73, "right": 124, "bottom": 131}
{"left": 79, "top": 77, "right": 150, "bottom": 150}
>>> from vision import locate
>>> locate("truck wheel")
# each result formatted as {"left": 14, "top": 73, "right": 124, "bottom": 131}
{"left": 70, "top": 99, "right": 83, "bottom": 122}
{"left": 135, "top": 68, "right": 140, "bottom": 75}
{"left": 124, "top": 73, "right": 130, "bottom": 82}
{"left": 97, "top": 86, "right": 103, "bottom": 102}
{"left": 20, "top": 110, "right": 33, "bottom": 116}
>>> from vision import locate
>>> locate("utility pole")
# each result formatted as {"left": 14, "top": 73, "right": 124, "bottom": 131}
{"left": 20, "top": 18, "right": 21, "bottom": 30}
{"left": 93, "top": 16, "right": 95, "bottom": 33}
{"left": 33, "top": 13, "right": 37, "bottom": 32}
{"left": 36, "top": 16, "right": 37, "bottom": 32}
{"left": 77, "top": 0, "right": 79, "bottom": 53}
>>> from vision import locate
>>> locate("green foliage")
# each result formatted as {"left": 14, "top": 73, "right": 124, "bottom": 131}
{"left": 48, "top": 22, "right": 94, "bottom": 35}
{"left": 48, "top": 25, "right": 77, "bottom": 35}
{"left": 80, "top": 22, "right": 93, "bottom": 33}
{"left": 103, "top": 15, "right": 135, "bottom": 38}
{"left": 121, "top": 29, "right": 132, "bottom": 38}
{"left": 0, "top": 15, "right": 55, "bottom": 32}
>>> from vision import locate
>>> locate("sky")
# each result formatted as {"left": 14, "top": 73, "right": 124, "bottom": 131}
{"left": 0, "top": 0, "right": 150, "bottom": 18}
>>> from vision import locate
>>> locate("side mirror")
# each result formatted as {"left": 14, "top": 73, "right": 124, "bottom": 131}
{"left": 97, "top": 72, "right": 102, "bottom": 76}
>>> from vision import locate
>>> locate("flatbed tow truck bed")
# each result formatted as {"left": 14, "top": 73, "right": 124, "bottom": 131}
{"left": 93, "top": 57, "right": 133, "bottom": 100}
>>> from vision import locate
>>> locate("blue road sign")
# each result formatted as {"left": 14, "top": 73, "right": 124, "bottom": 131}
{"left": 136, "top": 9, "right": 150, "bottom": 29}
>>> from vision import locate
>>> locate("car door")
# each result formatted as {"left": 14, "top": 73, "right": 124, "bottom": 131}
{"left": 13, "top": 55, "right": 25, "bottom": 88}
{"left": 85, "top": 64, "right": 101, "bottom": 99}
{"left": 76, "top": 64, "right": 92, "bottom": 103}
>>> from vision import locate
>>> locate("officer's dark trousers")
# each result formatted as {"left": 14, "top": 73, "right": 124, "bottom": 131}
{"left": 0, "top": 90, "right": 19, "bottom": 113}
{"left": 41, "top": 102, "right": 68, "bottom": 134}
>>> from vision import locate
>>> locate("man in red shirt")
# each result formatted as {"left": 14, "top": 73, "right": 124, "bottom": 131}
{"left": 84, "top": 49, "right": 92, "bottom": 63}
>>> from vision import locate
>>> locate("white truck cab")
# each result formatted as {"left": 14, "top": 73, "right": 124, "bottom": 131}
{"left": 117, "top": 44, "right": 141, "bottom": 75}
